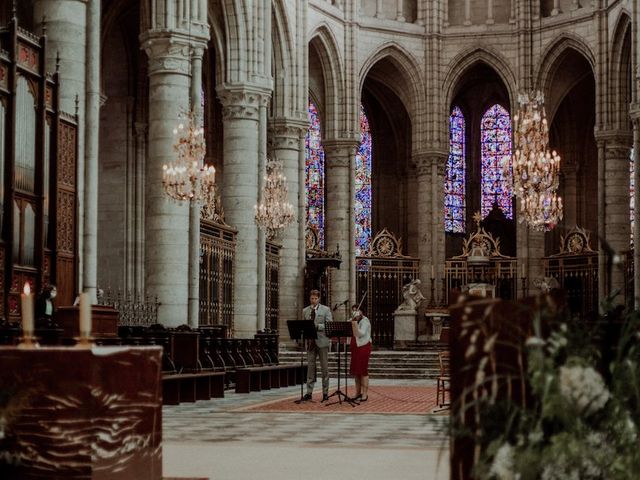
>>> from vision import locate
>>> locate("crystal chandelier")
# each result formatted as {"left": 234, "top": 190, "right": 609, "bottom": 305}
{"left": 254, "top": 158, "right": 295, "bottom": 240}
{"left": 518, "top": 189, "right": 563, "bottom": 232}
{"left": 510, "top": 90, "right": 563, "bottom": 230}
{"left": 162, "top": 109, "right": 216, "bottom": 204}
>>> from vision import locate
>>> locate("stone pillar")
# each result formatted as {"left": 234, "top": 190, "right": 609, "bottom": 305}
{"left": 464, "top": 0, "right": 472, "bottom": 25}
{"left": 551, "top": 0, "right": 560, "bottom": 16}
{"left": 83, "top": 0, "right": 100, "bottom": 302}
{"left": 324, "top": 140, "right": 358, "bottom": 306}
{"left": 34, "top": 0, "right": 87, "bottom": 288}
{"left": 415, "top": 154, "right": 432, "bottom": 292}
{"left": 268, "top": 119, "right": 308, "bottom": 335}
{"left": 431, "top": 154, "right": 447, "bottom": 296}
{"left": 396, "top": 0, "right": 405, "bottom": 21}
{"left": 487, "top": 0, "right": 494, "bottom": 24}
{"left": 217, "top": 85, "right": 271, "bottom": 337}
{"left": 596, "top": 130, "right": 633, "bottom": 301}
{"left": 133, "top": 122, "right": 147, "bottom": 293}
{"left": 375, "top": 0, "right": 384, "bottom": 18}
{"left": 140, "top": 33, "right": 192, "bottom": 327}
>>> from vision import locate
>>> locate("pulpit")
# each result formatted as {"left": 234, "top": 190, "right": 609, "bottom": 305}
{"left": 0, "top": 346, "right": 162, "bottom": 479}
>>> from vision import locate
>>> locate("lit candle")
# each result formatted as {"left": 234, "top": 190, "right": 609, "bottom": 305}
{"left": 21, "top": 282, "right": 34, "bottom": 335}
{"left": 79, "top": 293, "right": 92, "bottom": 338}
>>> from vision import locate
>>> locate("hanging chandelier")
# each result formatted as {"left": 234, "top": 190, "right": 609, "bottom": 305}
{"left": 509, "top": 90, "right": 563, "bottom": 230}
{"left": 254, "top": 158, "right": 295, "bottom": 240}
{"left": 518, "top": 189, "right": 563, "bottom": 232}
{"left": 162, "top": 109, "right": 216, "bottom": 204}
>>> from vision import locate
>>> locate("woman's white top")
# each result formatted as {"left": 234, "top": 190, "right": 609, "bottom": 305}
{"left": 353, "top": 316, "right": 372, "bottom": 347}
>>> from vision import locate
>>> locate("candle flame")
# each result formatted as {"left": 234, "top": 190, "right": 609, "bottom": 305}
{"left": 23, "top": 282, "right": 31, "bottom": 295}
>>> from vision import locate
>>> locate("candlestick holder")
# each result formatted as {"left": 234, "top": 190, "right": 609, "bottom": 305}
{"left": 75, "top": 332, "right": 95, "bottom": 349}
{"left": 18, "top": 331, "right": 39, "bottom": 349}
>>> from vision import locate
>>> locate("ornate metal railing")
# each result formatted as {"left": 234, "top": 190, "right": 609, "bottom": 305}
{"left": 98, "top": 288, "right": 159, "bottom": 326}
{"left": 199, "top": 218, "right": 236, "bottom": 332}
{"left": 265, "top": 241, "right": 280, "bottom": 331}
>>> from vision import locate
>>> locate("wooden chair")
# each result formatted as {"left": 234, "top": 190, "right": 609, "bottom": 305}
{"left": 436, "top": 351, "right": 450, "bottom": 408}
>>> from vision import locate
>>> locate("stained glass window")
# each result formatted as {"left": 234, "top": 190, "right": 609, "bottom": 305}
{"left": 355, "top": 105, "right": 372, "bottom": 256}
{"left": 305, "top": 101, "right": 325, "bottom": 248}
{"left": 445, "top": 106, "right": 466, "bottom": 233}
{"left": 481, "top": 104, "right": 513, "bottom": 219}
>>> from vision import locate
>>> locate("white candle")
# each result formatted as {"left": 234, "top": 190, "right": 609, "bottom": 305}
{"left": 21, "top": 282, "right": 34, "bottom": 334}
{"left": 79, "top": 293, "right": 92, "bottom": 337}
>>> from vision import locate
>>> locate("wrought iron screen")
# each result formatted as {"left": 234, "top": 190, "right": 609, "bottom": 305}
{"left": 199, "top": 219, "right": 236, "bottom": 331}
{"left": 265, "top": 241, "right": 280, "bottom": 331}
{"left": 355, "top": 228, "right": 419, "bottom": 349}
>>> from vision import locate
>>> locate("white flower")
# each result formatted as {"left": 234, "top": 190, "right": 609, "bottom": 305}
{"left": 559, "top": 365, "right": 610, "bottom": 415}
{"left": 489, "top": 443, "right": 516, "bottom": 480}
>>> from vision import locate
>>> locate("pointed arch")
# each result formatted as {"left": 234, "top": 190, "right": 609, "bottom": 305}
{"left": 609, "top": 12, "right": 632, "bottom": 129}
{"left": 443, "top": 47, "right": 517, "bottom": 117}
{"left": 271, "top": 0, "right": 296, "bottom": 117}
{"left": 536, "top": 33, "right": 596, "bottom": 122}
{"left": 308, "top": 24, "right": 344, "bottom": 139}
{"left": 359, "top": 42, "right": 425, "bottom": 131}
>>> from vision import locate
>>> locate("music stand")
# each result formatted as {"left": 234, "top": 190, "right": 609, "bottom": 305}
{"left": 324, "top": 321, "right": 357, "bottom": 407}
{"left": 287, "top": 320, "right": 317, "bottom": 404}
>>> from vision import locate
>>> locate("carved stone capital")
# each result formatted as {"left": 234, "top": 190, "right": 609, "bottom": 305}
{"left": 593, "top": 128, "right": 633, "bottom": 153}
{"left": 216, "top": 84, "right": 271, "bottom": 121}
{"left": 141, "top": 34, "right": 192, "bottom": 76}
{"left": 412, "top": 151, "right": 448, "bottom": 177}
{"left": 323, "top": 139, "right": 358, "bottom": 158}
{"left": 268, "top": 118, "right": 308, "bottom": 151}
{"left": 134, "top": 122, "right": 148, "bottom": 138}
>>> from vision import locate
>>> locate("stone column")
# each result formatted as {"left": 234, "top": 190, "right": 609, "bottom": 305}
{"left": 217, "top": 85, "right": 271, "bottom": 337}
{"left": 34, "top": 0, "right": 87, "bottom": 288}
{"left": 140, "top": 33, "right": 192, "bottom": 327}
{"left": 324, "top": 140, "right": 358, "bottom": 306}
{"left": 133, "top": 122, "right": 147, "bottom": 293}
{"left": 464, "top": 0, "right": 472, "bottom": 25}
{"left": 596, "top": 130, "right": 633, "bottom": 301}
{"left": 268, "top": 119, "right": 308, "bottom": 335}
{"left": 414, "top": 154, "right": 432, "bottom": 293}
{"left": 551, "top": 0, "right": 561, "bottom": 16}
{"left": 396, "top": 0, "right": 405, "bottom": 21}
{"left": 83, "top": 0, "right": 100, "bottom": 302}
{"left": 375, "top": 0, "right": 384, "bottom": 18}
{"left": 431, "top": 154, "right": 447, "bottom": 295}
{"left": 487, "top": 0, "right": 495, "bottom": 24}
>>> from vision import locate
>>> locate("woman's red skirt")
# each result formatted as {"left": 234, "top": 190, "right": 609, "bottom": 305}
{"left": 349, "top": 337, "right": 372, "bottom": 376}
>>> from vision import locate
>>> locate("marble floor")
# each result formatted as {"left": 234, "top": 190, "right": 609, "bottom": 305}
{"left": 163, "top": 379, "right": 450, "bottom": 480}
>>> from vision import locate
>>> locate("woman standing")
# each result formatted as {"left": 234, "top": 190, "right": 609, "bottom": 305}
{"left": 349, "top": 305, "right": 372, "bottom": 401}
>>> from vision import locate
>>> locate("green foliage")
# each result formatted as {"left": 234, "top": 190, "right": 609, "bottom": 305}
{"left": 457, "top": 300, "right": 640, "bottom": 480}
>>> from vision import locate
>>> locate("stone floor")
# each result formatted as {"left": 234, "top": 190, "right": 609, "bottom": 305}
{"left": 163, "top": 379, "right": 450, "bottom": 480}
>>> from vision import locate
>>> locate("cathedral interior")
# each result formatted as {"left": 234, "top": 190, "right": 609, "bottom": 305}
{"left": 0, "top": 0, "right": 637, "bottom": 479}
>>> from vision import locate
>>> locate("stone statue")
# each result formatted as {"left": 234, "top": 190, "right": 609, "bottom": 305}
{"left": 397, "top": 279, "right": 425, "bottom": 312}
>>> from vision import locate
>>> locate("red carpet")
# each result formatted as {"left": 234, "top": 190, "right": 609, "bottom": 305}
{"left": 234, "top": 386, "right": 447, "bottom": 414}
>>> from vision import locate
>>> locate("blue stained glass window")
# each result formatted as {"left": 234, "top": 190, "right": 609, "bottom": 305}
{"left": 481, "top": 104, "right": 513, "bottom": 219}
{"left": 445, "top": 106, "right": 466, "bottom": 233}
{"left": 305, "top": 101, "right": 325, "bottom": 248}
{"left": 355, "top": 105, "right": 372, "bottom": 256}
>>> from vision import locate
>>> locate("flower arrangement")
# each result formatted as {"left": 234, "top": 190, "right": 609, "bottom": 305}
{"left": 451, "top": 295, "right": 640, "bottom": 480}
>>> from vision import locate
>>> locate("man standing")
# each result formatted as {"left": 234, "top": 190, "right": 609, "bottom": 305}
{"left": 302, "top": 289, "right": 332, "bottom": 401}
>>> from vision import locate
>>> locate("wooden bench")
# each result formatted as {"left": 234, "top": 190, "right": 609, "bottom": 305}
{"left": 235, "top": 363, "right": 307, "bottom": 394}
{"left": 162, "top": 371, "right": 225, "bottom": 405}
